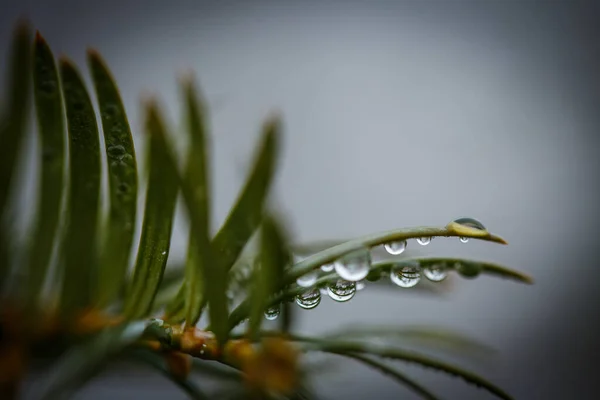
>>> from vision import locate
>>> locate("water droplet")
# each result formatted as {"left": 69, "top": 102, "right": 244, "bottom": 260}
{"left": 416, "top": 237, "right": 431, "bottom": 246}
{"left": 453, "top": 217, "right": 486, "bottom": 230}
{"left": 423, "top": 263, "right": 448, "bottom": 282}
{"left": 356, "top": 280, "right": 366, "bottom": 291}
{"left": 161, "top": 251, "right": 167, "bottom": 256}
{"left": 334, "top": 248, "right": 371, "bottom": 281}
{"left": 320, "top": 263, "right": 334, "bottom": 272}
{"left": 384, "top": 240, "right": 406, "bottom": 255}
{"left": 453, "top": 217, "right": 486, "bottom": 243}
{"left": 296, "top": 288, "right": 321, "bottom": 309}
{"left": 296, "top": 271, "right": 318, "bottom": 288}
{"left": 264, "top": 305, "right": 280, "bottom": 320}
{"left": 390, "top": 261, "right": 421, "bottom": 288}
{"left": 111, "top": 126, "right": 128, "bottom": 141}
{"left": 456, "top": 262, "right": 481, "bottom": 279}
{"left": 107, "top": 145, "right": 126, "bottom": 159}
{"left": 327, "top": 280, "right": 356, "bottom": 302}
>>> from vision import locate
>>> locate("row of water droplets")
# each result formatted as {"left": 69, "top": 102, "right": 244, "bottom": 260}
{"left": 264, "top": 217, "right": 486, "bottom": 319}
{"left": 264, "top": 280, "right": 365, "bottom": 320}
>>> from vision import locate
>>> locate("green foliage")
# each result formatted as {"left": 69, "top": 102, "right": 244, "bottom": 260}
{"left": 338, "top": 353, "right": 440, "bottom": 400}
{"left": 164, "top": 111, "right": 280, "bottom": 325}
{"left": 0, "top": 21, "right": 31, "bottom": 218}
{"left": 0, "top": 20, "right": 31, "bottom": 287}
{"left": 179, "top": 78, "right": 214, "bottom": 328}
{"left": 296, "top": 335, "right": 513, "bottom": 400}
{"left": 59, "top": 57, "right": 102, "bottom": 315}
{"left": 325, "top": 325, "right": 496, "bottom": 358}
{"left": 249, "top": 215, "right": 291, "bottom": 339}
{"left": 123, "top": 101, "right": 179, "bottom": 319}
{"left": 211, "top": 116, "right": 280, "bottom": 274}
{"left": 26, "top": 33, "right": 65, "bottom": 305}
{"left": 0, "top": 20, "right": 534, "bottom": 400}
{"left": 284, "top": 226, "right": 507, "bottom": 287}
{"left": 88, "top": 50, "right": 138, "bottom": 307}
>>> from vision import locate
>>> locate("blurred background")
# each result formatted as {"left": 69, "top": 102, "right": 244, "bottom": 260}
{"left": 1, "top": 0, "right": 599, "bottom": 399}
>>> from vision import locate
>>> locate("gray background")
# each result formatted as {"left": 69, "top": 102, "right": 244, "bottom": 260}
{"left": 2, "top": 0, "right": 600, "bottom": 399}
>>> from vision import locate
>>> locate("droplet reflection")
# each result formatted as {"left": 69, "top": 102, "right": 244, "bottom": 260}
{"left": 416, "top": 237, "right": 431, "bottom": 246}
{"left": 320, "top": 263, "right": 334, "bottom": 272}
{"left": 334, "top": 248, "right": 371, "bottom": 281}
{"left": 384, "top": 240, "right": 406, "bottom": 255}
{"left": 456, "top": 262, "right": 481, "bottom": 279}
{"left": 264, "top": 305, "right": 280, "bottom": 320}
{"left": 327, "top": 280, "right": 356, "bottom": 302}
{"left": 296, "top": 287, "right": 321, "bottom": 309}
{"left": 423, "top": 263, "right": 448, "bottom": 282}
{"left": 296, "top": 271, "right": 318, "bottom": 287}
{"left": 390, "top": 261, "right": 421, "bottom": 288}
